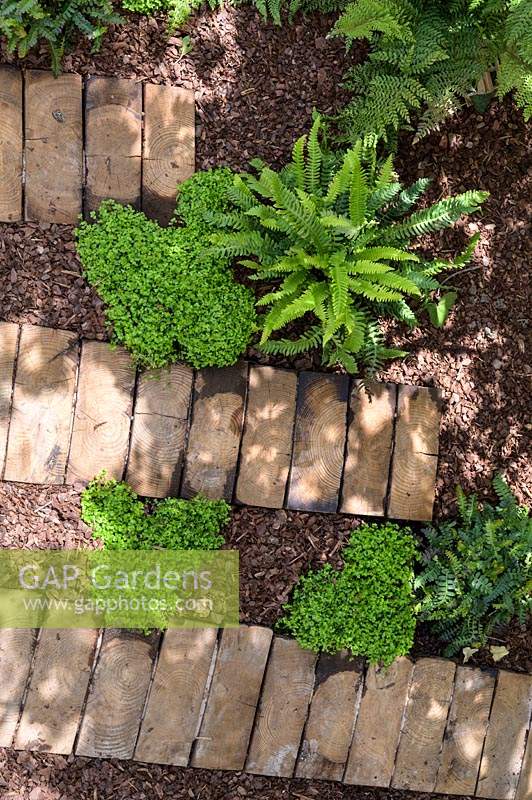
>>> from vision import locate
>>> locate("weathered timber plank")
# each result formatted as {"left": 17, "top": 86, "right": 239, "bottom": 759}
{"left": 181, "top": 364, "right": 247, "bottom": 501}
{"left": 246, "top": 636, "right": 317, "bottom": 777}
{"left": 340, "top": 381, "right": 397, "bottom": 516}
{"left": 515, "top": 722, "right": 532, "bottom": 800}
{"left": 392, "top": 657, "right": 455, "bottom": 792}
{"left": 142, "top": 83, "right": 195, "bottom": 224}
{"left": 295, "top": 651, "right": 364, "bottom": 782}
{"left": 126, "top": 364, "right": 193, "bottom": 498}
{"left": 192, "top": 626, "right": 272, "bottom": 771}
{"left": 76, "top": 630, "right": 158, "bottom": 760}
{"left": 14, "top": 629, "right": 98, "bottom": 754}
{"left": 477, "top": 671, "right": 532, "bottom": 800}
{"left": 236, "top": 366, "right": 297, "bottom": 509}
{"left": 0, "top": 628, "right": 37, "bottom": 746}
{"left": 4, "top": 325, "right": 78, "bottom": 484}
{"left": 388, "top": 385, "right": 442, "bottom": 521}
{"left": 85, "top": 77, "right": 142, "bottom": 214}
{"left": 344, "top": 656, "right": 413, "bottom": 788}
{"left": 287, "top": 372, "right": 349, "bottom": 513}
{"left": 0, "top": 66, "right": 23, "bottom": 221}
{"left": 0, "top": 321, "right": 19, "bottom": 472}
{"left": 66, "top": 341, "right": 135, "bottom": 484}
{"left": 134, "top": 628, "right": 217, "bottom": 766}
{"left": 435, "top": 666, "right": 495, "bottom": 796}
{"left": 25, "top": 71, "right": 82, "bottom": 224}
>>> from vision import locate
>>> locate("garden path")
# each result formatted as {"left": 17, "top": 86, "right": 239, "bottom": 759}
{"left": 0, "top": 626, "right": 530, "bottom": 799}
{"left": 0, "top": 320, "right": 442, "bottom": 521}
{"left": 0, "top": 66, "right": 194, "bottom": 226}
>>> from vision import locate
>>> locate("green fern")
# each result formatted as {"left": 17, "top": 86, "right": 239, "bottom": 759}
{"left": 1, "top": 0, "right": 122, "bottom": 75}
{"left": 210, "top": 116, "right": 487, "bottom": 374}
{"left": 417, "top": 476, "right": 531, "bottom": 656}
{"left": 333, "top": 0, "right": 532, "bottom": 141}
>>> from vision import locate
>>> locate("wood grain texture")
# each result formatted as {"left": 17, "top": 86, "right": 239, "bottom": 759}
{"left": 340, "top": 381, "right": 397, "bottom": 516}
{"left": 142, "top": 83, "right": 195, "bottom": 224}
{"left": 345, "top": 657, "right": 413, "bottom": 788}
{"left": 66, "top": 341, "right": 135, "bottom": 484}
{"left": 435, "top": 666, "right": 495, "bottom": 796}
{"left": 14, "top": 629, "right": 98, "bottom": 754}
{"left": 392, "top": 657, "right": 456, "bottom": 792}
{"left": 477, "top": 672, "right": 532, "bottom": 800}
{"left": 388, "top": 384, "right": 442, "bottom": 521}
{"left": 287, "top": 372, "right": 349, "bottom": 513}
{"left": 4, "top": 325, "right": 78, "bottom": 484}
{"left": 0, "top": 321, "right": 19, "bottom": 472}
{"left": 181, "top": 364, "right": 247, "bottom": 501}
{"left": 85, "top": 77, "right": 142, "bottom": 214}
{"left": 0, "top": 628, "right": 36, "bottom": 746}
{"left": 515, "top": 722, "right": 532, "bottom": 800}
{"left": 126, "top": 364, "right": 193, "bottom": 498}
{"left": 134, "top": 628, "right": 217, "bottom": 766}
{"left": 76, "top": 630, "right": 158, "bottom": 760}
{"left": 192, "top": 626, "right": 272, "bottom": 771}
{"left": 25, "top": 71, "right": 82, "bottom": 224}
{"left": 236, "top": 366, "right": 297, "bottom": 509}
{"left": 246, "top": 636, "right": 317, "bottom": 777}
{"left": 295, "top": 651, "right": 364, "bottom": 782}
{"left": 0, "top": 66, "right": 23, "bottom": 221}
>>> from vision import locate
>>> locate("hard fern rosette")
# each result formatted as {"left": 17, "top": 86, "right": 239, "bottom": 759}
{"left": 209, "top": 117, "right": 488, "bottom": 374}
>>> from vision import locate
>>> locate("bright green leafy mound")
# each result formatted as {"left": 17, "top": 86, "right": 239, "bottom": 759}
{"left": 1, "top": 0, "right": 122, "bottom": 74}
{"left": 280, "top": 522, "right": 419, "bottom": 665}
{"left": 416, "top": 476, "right": 532, "bottom": 656}
{"left": 334, "top": 0, "right": 532, "bottom": 142}
{"left": 210, "top": 117, "right": 488, "bottom": 373}
{"left": 75, "top": 169, "right": 256, "bottom": 370}
{"left": 81, "top": 474, "right": 230, "bottom": 551}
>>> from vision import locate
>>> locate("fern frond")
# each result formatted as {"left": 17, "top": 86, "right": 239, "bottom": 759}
{"left": 292, "top": 134, "right": 307, "bottom": 192}
{"left": 349, "top": 153, "right": 368, "bottom": 226}
{"left": 260, "top": 325, "right": 323, "bottom": 356}
{"left": 305, "top": 116, "right": 323, "bottom": 195}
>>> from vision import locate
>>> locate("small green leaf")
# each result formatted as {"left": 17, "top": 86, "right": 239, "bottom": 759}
{"left": 427, "top": 291, "right": 458, "bottom": 328}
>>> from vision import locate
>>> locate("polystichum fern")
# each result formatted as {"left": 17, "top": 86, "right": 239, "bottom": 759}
{"left": 416, "top": 476, "right": 531, "bottom": 656}
{"left": 334, "top": 0, "right": 532, "bottom": 142}
{"left": 210, "top": 116, "right": 488, "bottom": 374}
{"left": 0, "top": 0, "right": 122, "bottom": 75}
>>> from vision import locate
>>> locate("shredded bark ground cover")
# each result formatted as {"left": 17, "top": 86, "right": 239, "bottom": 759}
{"left": 0, "top": 749, "right": 477, "bottom": 800}
{"left": 0, "top": 6, "right": 530, "bottom": 798}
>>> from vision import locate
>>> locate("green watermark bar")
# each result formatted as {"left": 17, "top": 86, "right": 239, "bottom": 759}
{"left": 0, "top": 550, "right": 239, "bottom": 629}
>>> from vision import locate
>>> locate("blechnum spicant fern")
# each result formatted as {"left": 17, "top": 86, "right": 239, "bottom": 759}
{"left": 209, "top": 116, "right": 488, "bottom": 374}
{"left": 415, "top": 476, "right": 532, "bottom": 656}
{"left": 333, "top": 0, "right": 532, "bottom": 142}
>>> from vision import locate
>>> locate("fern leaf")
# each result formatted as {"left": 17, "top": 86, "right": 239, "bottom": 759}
{"left": 305, "top": 116, "right": 323, "bottom": 195}
{"left": 349, "top": 153, "right": 368, "bottom": 227}
{"left": 292, "top": 134, "right": 307, "bottom": 192}
{"left": 330, "top": 258, "right": 349, "bottom": 320}
{"left": 354, "top": 246, "right": 419, "bottom": 262}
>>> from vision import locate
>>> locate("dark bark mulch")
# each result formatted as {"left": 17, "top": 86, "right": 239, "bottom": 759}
{"left": 0, "top": 749, "right": 477, "bottom": 800}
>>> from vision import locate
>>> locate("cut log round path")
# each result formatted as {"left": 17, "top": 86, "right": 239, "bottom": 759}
{"left": 0, "top": 66, "right": 195, "bottom": 225}
{"left": 0, "top": 625, "right": 529, "bottom": 800}
{"left": 0, "top": 321, "right": 442, "bottom": 521}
